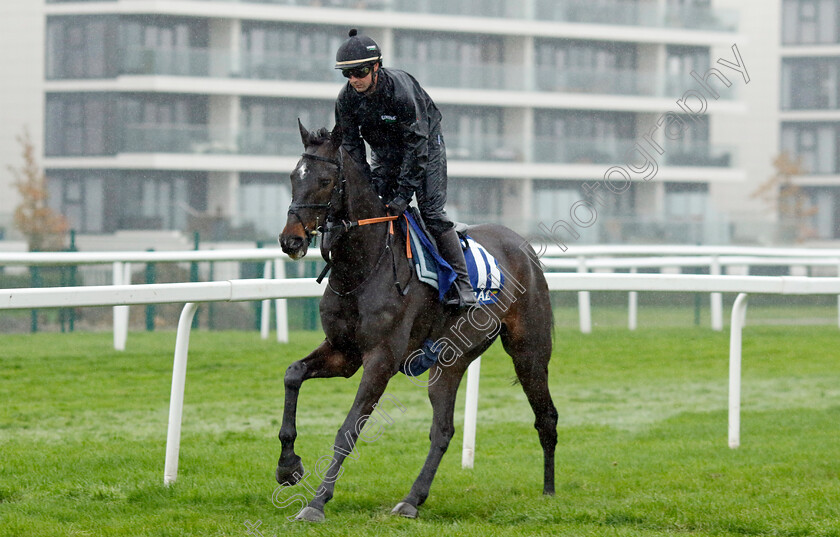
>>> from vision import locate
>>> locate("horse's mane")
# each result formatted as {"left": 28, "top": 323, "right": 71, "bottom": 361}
{"left": 307, "top": 127, "right": 332, "bottom": 147}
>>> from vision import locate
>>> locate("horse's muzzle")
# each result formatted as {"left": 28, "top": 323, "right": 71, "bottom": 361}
{"left": 279, "top": 232, "right": 308, "bottom": 260}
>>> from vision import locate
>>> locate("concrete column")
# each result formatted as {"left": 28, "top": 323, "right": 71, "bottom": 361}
{"left": 207, "top": 171, "right": 238, "bottom": 219}
{"left": 209, "top": 17, "right": 240, "bottom": 77}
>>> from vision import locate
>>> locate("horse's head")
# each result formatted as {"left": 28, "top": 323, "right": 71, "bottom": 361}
{"left": 280, "top": 120, "right": 343, "bottom": 260}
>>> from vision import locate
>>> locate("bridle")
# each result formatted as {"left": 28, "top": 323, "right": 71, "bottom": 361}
{"left": 286, "top": 151, "right": 345, "bottom": 242}
{"left": 285, "top": 147, "right": 408, "bottom": 296}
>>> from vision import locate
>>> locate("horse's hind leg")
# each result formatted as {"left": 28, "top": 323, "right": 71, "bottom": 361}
{"left": 276, "top": 340, "right": 361, "bottom": 486}
{"left": 392, "top": 359, "right": 471, "bottom": 518}
{"left": 500, "top": 315, "right": 558, "bottom": 495}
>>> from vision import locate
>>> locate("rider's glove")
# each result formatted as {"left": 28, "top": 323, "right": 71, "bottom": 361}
{"left": 386, "top": 196, "right": 409, "bottom": 216}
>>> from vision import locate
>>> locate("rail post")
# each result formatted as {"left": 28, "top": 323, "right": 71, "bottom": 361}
{"left": 728, "top": 293, "right": 749, "bottom": 449}
{"left": 164, "top": 302, "right": 200, "bottom": 485}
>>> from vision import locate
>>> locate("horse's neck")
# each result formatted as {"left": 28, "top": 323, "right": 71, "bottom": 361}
{"left": 342, "top": 161, "right": 385, "bottom": 222}
{"left": 328, "top": 158, "right": 394, "bottom": 271}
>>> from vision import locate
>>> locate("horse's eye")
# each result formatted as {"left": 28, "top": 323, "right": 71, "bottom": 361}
{"left": 320, "top": 178, "right": 332, "bottom": 188}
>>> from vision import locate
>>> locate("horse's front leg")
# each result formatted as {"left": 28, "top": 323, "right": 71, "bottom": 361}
{"left": 295, "top": 347, "right": 394, "bottom": 522}
{"left": 276, "top": 340, "right": 360, "bottom": 486}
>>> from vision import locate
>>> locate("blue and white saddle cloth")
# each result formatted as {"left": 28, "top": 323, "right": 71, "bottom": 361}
{"left": 402, "top": 212, "right": 505, "bottom": 305}
{"left": 399, "top": 212, "right": 507, "bottom": 378}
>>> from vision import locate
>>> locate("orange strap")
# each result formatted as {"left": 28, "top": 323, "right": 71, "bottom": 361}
{"left": 355, "top": 214, "right": 399, "bottom": 236}
{"left": 404, "top": 215, "right": 412, "bottom": 259}
{"left": 356, "top": 215, "right": 399, "bottom": 226}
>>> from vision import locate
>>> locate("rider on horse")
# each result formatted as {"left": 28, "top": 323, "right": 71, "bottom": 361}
{"left": 333, "top": 29, "right": 478, "bottom": 310}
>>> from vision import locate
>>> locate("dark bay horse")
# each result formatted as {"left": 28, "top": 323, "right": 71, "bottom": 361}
{"left": 276, "top": 121, "right": 557, "bottom": 522}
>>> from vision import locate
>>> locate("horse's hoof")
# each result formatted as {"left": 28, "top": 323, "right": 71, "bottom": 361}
{"left": 275, "top": 456, "right": 304, "bottom": 485}
{"left": 391, "top": 501, "right": 418, "bottom": 519}
{"left": 295, "top": 506, "right": 325, "bottom": 522}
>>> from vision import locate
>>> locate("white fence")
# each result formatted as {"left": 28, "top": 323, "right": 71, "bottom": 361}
{"left": 3, "top": 273, "right": 840, "bottom": 484}
{"left": 5, "top": 245, "right": 840, "bottom": 348}
{"left": 0, "top": 248, "right": 292, "bottom": 348}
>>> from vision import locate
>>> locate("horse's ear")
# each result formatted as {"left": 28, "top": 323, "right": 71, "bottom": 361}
{"left": 329, "top": 124, "right": 343, "bottom": 148}
{"left": 298, "top": 118, "right": 310, "bottom": 147}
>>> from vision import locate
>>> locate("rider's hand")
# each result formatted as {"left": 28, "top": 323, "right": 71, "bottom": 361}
{"left": 386, "top": 196, "right": 409, "bottom": 215}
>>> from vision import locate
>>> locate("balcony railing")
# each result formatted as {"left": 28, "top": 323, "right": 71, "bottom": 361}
{"left": 533, "top": 136, "right": 638, "bottom": 165}
{"left": 146, "top": 0, "right": 737, "bottom": 32}
{"left": 535, "top": 66, "right": 657, "bottom": 97}
{"left": 123, "top": 124, "right": 236, "bottom": 154}
{"left": 663, "top": 143, "right": 735, "bottom": 167}
{"left": 114, "top": 48, "right": 735, "bottom": 102}
{"left": 395, "top": 57, "right": 524, "bottom": 91}
{"left": 238, "top": 127, "right": 306, "bottom": 156}
{"left": 116, "top": 124, "right": 736, "bottom": 170}
{"left": 237, "top": 50, "right": 342, "bottom": 82}
{"left": 445, "top": 132, "right": 522, "bottom": 161}
{"left": 122, "top": 46, "right": 213, "bottom": 78}
{"left": 664, "top": 72, "right": 738, "bottom": 100}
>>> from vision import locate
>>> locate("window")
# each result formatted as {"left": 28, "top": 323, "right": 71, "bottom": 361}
{"left": 535, "top": 39, "right": 638, "bottom": 94}
{"left": 782, "top": 0, "right": 839, "bottom": 44}
{"left": 240, "top": 23, "right": 343, "bottom": 81}
{"left": 46, "top": 16, "right": 118, "bottom": 79}
{"left": 114, "top": 172, "right": 205, "bottom": 231}
{"left": 448, "top": 178, "right": 503, "bottom": 225}
{"left": 534, "top": 110, "right": 635, "bottom": 164}
{"left": 439, "top": 107, "right": 511, "bottom": 161}
{"left": 802, "top": 187, "right": 840, "bottom": 239}
{"left": 781, "top": 58, "right": 840, "bottom": 110}
{"left": 45, "top": 172, "right": 108, "bottom": 233}
{"left": 531, "top": 181, "right": 600, "bottom": 243}
{"left": 665, "top": 46, "right": 714, "bottom": 96}
{"left": 394, "top": 31, "right": 505, "bottom": 89}
{"left": 119, "top": 94, "right": 208, "bottom": 153}
{"left": 45, "top": 94, "right": 117, "bottom": 156}
{"left": 781, "top": 123, "right": 839, "bottom": 174}
{"left": 237, "top": 174, "right": 292, "bottom": 237}
{"left": 120, "top": 16, "right": 209, "bottom": 76}
{"left": 239, "top": 98, "right": 333, "bottom": 155}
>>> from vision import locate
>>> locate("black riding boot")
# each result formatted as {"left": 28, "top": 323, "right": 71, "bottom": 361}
{"left": 434, "top": 227, "right": 478, "bottom": 309}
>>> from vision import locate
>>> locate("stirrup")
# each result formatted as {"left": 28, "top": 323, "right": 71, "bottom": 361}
{"left": 446, "top": 279, "right": 478, "bottom": 310}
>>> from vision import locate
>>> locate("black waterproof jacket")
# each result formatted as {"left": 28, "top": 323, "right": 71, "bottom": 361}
{"left": 335, "top": 67, "right": 444, "bottom": 205}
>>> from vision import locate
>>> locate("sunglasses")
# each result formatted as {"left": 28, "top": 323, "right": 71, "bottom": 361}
{"left": 342, "top": 66, "right": 372, "bottom": 79}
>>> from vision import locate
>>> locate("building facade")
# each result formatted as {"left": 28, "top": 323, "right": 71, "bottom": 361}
{"left": 13, "top": 0, "right": 757, "bottom": 245}
{"left": 779, "top": 0, "right": 840, "bottom": 241}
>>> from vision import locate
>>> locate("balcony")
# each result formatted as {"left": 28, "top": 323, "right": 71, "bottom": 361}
{"left": 114, "top": 47, "right": 737, "bottom": 102}
{"left": 122, "top": 46, "right": 213, "bottom": 78}
{"left": 533, "top": 136, "right": 638, "bottom": 165}
{"left": 120, "top": 47, "right": 344, "bottom": 82}
{"left": 238, "top": 127, "right": 305, "bottom": 155}
{"left": 664, "top": 72, "right": 738, "bottom": 100}
{"left": 122, "top": 124, "right": 237, "bottom": 154}
{"left": 535, "top": 66, "right": 657, "bottom": 97}
{"left": 664, "top": 144, "right": 735, "bottom": 167}
{"left": 238, "top": 50, "right": 341, "bottom": 82}
{"left": 147, "top": 0, "right": 738, "bottom": 32}
{"left": 445, "top": 132, "right": 522, "bottom": 161}
{"left": 395, "top": 57, "right": 521, "bottom": 91}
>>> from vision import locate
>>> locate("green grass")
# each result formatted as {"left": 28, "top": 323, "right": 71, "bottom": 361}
{"left": 1, "top": 327, "right": 839, "bottom": 536}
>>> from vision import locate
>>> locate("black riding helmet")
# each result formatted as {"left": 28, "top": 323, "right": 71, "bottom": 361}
{"left": 335, "top": 29, "right": 382, "bottom": 70}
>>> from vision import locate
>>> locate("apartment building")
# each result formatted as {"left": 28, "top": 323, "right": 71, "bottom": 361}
{"left": 23, "top": 0, "right": 749, "bottom": 245}
{"left": 779, "top": 0, "right": 840, "bottom": 241}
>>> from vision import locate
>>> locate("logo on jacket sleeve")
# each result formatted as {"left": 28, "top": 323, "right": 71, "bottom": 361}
{"left": 381, "top": 115, "right": 397, "bottom": 123}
